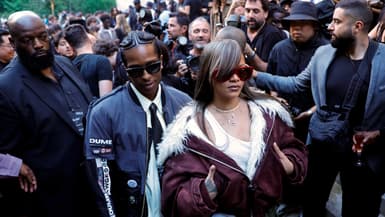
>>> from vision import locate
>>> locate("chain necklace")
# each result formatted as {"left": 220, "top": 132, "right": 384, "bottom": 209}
{"left": 212, "top": 102, "right": 241, "bottom": 126}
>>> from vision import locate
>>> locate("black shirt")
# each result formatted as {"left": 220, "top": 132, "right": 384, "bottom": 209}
{"left": 72, "top": 54, "right": 113, "bottom": 98}
{"left": 326, "top": 53, "right": 368, "bottom": 126}
{"left": 47, "top": 63, "right": 90, "bottom": 135}
{"left": 244, "top": 23, "right": 286, "bottom": 62}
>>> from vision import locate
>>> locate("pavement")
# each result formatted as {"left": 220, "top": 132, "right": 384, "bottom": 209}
{"left": 326, "top": 176, "right": 385, "bottom": 217}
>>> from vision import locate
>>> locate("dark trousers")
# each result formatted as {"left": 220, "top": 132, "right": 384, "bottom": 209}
{"left": 302, "top": 142, "right": 383, "bottom": 217}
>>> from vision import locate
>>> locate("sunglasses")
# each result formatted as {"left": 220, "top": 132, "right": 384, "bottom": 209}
{"left": 212, "top": 65, "right": 253, "bottom": 82}
{"left": 124, "top": 61, "right": 162, "bottom": 78}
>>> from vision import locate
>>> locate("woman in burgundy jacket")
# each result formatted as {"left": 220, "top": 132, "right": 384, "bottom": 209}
{"left": 157, "top": 39, "right": 307, "bottom": 217}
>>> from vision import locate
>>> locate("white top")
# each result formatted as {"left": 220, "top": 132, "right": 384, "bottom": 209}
{"left": 205, "top": 110, "right": 251, "bottom": 172}
{"left": 130, "top": 83, "right": 164, "bottom": 217}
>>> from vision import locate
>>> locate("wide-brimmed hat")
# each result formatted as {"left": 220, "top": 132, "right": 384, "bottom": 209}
{"left": 283, "top": 1, "right": 319, "bottom": 22}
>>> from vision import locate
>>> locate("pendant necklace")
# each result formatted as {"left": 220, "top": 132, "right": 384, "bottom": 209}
{"left": 212, "top": 102, "right": 241, "bottom": 126}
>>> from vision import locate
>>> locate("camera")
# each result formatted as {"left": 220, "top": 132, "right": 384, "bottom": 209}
{"left": 185, "top": 55, "right": 200, "bottom": 74}
{"left": 225, "top": 14, "right": 246, "bottom": 28}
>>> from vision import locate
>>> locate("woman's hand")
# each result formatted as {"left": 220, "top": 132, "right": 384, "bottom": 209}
{"left": 205, "top": 165, "right": 217, "bottom": 200}
{"left": 273, "top": 142, "right": 294, "bottom": 175}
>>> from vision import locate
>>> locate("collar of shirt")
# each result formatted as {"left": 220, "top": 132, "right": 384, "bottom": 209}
{"left": 129, "top": 83, "right": 165, "bottom": 129}
{"left": 129, "top": 83, "right": 163, "bottom": 113}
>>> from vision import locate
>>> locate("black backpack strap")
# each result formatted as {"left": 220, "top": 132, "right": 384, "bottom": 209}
{"left": 342, "top": 40, "right": 379, "bottom": 111}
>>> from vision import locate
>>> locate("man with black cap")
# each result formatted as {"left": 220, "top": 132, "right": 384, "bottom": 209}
{"left": 263, "top": 3, "right": 329, "bottom": 216}
{"left": 266, "top": 1, "right": 328, "bottom": 143}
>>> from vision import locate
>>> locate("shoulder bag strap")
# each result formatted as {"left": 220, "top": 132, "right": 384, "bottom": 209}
{"left": 342, "top": 40, "right": 379, "bottom": 111}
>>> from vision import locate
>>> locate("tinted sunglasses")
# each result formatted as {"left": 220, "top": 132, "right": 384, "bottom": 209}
{"left": 124, "top": 61, "right": 162, "bottom": 78}
{"left": 212, "top": 65, "right": 253, "bottom": 82}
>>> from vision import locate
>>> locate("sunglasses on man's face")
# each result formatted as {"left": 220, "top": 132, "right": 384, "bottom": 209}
{"left": 124, "top": 60, "right": 162, "bottom": 78}
{"left": 212, "top": 65, "right": 253, "bottom": 82}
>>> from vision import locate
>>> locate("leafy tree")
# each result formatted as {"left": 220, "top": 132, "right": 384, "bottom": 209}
{"left": 0, "top": 0, "right": 116, "bottom": 18}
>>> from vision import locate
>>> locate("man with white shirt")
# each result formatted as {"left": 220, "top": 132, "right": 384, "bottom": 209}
{"left": 84, "top": 31, "right": 191, "bottom": 217}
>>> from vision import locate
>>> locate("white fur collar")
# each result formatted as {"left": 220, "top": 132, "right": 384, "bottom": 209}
{"left": 157, "top": 99, "right": 293, "bottom": 179}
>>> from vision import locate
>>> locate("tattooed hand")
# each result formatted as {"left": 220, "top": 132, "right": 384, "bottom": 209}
{"left": 204, "top": 165, "right": 217, "bottom": 200}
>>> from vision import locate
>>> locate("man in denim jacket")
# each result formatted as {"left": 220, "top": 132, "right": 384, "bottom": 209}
{"left": 84, "top": 31, "right": 191, "bottom": 217}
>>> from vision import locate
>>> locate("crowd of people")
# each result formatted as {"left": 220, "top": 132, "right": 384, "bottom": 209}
{"left": 0, "top": 0, "right": 385, "bottom": 217}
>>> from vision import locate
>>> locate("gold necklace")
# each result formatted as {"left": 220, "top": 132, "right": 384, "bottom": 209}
{"left": 212, "top": 103, "right": 241, "bottom": 126}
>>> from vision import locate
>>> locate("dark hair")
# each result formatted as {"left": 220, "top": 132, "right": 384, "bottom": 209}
{"left": 93, "top": 39, "right": 118, "bottom": 57}
{"left": 52, "top": 31, "right": 65, "bottom": 47}
{"left": 335, "top": 0, "right": 373, "bottom": 32}
{"left": 47, "top": 24, "right": 62, "bottom": 36}
{"left": 120, "top": 31, "right": 162, "bottom": 65}
{"left": 0, "top": 28, "right": 10, "bottom": 44}
{"left": 144, "top": 20, "right": 163, "bottom": 38}
{"left": 99, "top": 14, "right": 112, "bottom": 23}
{"left": 194, "top": 39, "right": 256, "bottom": 105}
{"left": 139, "top": 9, "right": 154, "bottom": 24}
{"left": 68, "top": 17, "right": 88, "bottom": 31}
{"left": 64, "top": 24, "right": 89, "bottom": 49}
{"left": 169, "top": 12, "right": 190, "bottom": 27}
{"left": 156, "top": 39, "right": 172, "bottom": 75}
{"left": 246, "top": 0, "right": 270, "bottom": 12}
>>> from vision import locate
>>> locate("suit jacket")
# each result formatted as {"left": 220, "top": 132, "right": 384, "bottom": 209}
{"left": 255, "top": 42, "right": 385, "bottom": 180}
{"left": 0, "top": 55, "right": 93, "bottom": 217}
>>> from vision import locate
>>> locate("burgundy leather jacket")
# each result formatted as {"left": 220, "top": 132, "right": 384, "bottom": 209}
{"left": 158, "top": 100, "right": 308, "bottom": 217}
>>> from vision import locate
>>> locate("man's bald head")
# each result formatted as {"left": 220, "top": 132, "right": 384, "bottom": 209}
{"left": 7, "top": 11, "right": 54, "bottom": 72}
{"left": 215, "top": 26, "right": 246, "bottom": 51}
{"left": 7, "top": 11, "right": 43, "bottom": 38}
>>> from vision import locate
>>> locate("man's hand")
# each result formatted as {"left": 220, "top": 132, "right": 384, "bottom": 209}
{"left": 273, "top": 142, "right": 294, "bottom": 175}
{"left": 19, "top": 163, "right": 37, "bottom": 193}
{"left": 176, "top": 60, "right": 188, "bottom": 77}
{"left": 352, "top": 130, "right": 380, "bottom": 152}
{"left": 204, "top": 165, "right": 217, "bottom": 200}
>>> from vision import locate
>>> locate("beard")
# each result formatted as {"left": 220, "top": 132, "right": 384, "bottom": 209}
{"left": 247, "top": 18, "right": 265, "bottom": 31}
{"left": 17, "top": 45, "right": 55, "bottom": 73}
{"left": 194, "top": 40, "right": 207, "bottom": 50}
{"left": 330, "top": 31, "right": 355, "bottom": 52}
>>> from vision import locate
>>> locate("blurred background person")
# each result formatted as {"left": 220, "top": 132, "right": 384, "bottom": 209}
{"left": 86, "top": 15, "right": 101, "bottom": 37}
{"left": 53, "top": 31, "right": 76, "bottom": 59}
{"left": 243, "top": 0, "right": 287, "bottom": 72}
{"left": 115, "top": 13, "right": 131, "bottom": 43}
{"left": 0, "top": 28, "right": 15, "bottom": 72}
{"left": 65, "top": 24, "right": 113, "bottom": 98}
{"left": 98, "top": 13, "right": 118, "bottom": 42}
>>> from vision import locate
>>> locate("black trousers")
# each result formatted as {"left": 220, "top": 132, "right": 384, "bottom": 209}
{"left": 302, "top": 142, "right": 383, "bottom": 217}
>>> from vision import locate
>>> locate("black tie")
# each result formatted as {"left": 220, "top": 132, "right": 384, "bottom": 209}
{"left": 149, "top": 103, "right": 163, "bottom": 155}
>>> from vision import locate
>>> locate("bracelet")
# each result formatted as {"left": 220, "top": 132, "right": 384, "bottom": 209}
{"left": 306, "top": 110, "right": 313, "bottom": 115}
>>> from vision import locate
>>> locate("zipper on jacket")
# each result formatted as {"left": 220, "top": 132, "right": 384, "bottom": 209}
{"left": 187, "top": 116, "right": 276, "bottom": 217}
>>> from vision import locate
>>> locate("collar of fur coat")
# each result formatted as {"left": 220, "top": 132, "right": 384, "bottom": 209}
{"left": 157, "top": 98, "right": 293, "bottom": 179}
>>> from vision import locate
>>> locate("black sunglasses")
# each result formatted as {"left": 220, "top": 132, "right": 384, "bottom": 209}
{"left": 124, "top": 61, "right": 162, "bottom": 78}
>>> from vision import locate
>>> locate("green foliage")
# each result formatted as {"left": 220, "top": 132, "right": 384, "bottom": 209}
{"left": 0, "top": 0, "right": 116, "bottom": 18}
{"left": 76, "top": 0, "right": 116, "bottom": 14}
